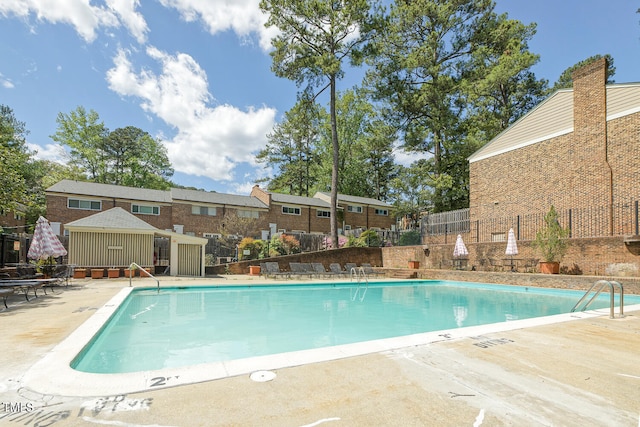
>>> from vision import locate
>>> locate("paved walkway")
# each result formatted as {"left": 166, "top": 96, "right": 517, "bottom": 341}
{"left": 0, "top": 276, "right": 638, "bottom": 426}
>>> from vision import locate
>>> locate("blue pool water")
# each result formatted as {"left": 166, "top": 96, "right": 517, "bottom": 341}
{"left": 71, "top": 280, "right": 636, "bottom": 373}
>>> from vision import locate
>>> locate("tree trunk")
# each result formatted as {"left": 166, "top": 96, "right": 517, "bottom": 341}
{"left": 330, "top": 74, "right": 340, "bottom": 248}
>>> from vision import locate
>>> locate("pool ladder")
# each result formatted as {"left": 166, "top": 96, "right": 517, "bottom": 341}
{"left": 128, "top": 262, "right": 161, "bottom": 293}
{"left": 350, "top": 267, "right": 368, "bottom": 301}
{"left": 571, "top": 280, "right": 624, "bottom": 319}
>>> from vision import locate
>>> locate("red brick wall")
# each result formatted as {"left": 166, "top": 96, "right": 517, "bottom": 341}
{"left": 470, "top": 58, "right": 640, "bottom": 239}
{"left": 394, "top": 237, "right": 640, "bottom": 277}
{"left": 46, "top": 194, "right": 172, "bottom": 232}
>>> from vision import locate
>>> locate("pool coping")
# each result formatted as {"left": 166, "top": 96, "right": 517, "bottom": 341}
{"left": 22, "top": 285, "right": 640, "bottom": 397}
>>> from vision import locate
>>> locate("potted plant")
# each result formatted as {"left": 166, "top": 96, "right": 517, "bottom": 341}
{"left": 107, "top": 267, "right": 120, "bottom": 278}
{"left": 124, "top": 266, "right": 137, "bottom": 278}
{"left": 533, "top": 206, "right": 570, "bottom": 274}
{"left": 91, "top": 268, "right": 105, "bottom": 279}
{"left": 73, "top": 268, "right": 87, "bottom": 279}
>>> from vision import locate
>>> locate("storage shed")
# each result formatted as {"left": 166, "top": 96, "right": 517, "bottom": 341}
{"left": 65, "top": 207, "right": 206, "bottom": 277}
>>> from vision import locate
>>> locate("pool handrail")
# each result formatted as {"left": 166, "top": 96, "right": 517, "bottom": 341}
{"left": 128, "top": 262, "right": 160, "bottom": 292}
{"left": 571, "top": 280, "right": 624, "bottom": 319}
{"left": 350, "top": 266, "right": 368, "bottom": 301}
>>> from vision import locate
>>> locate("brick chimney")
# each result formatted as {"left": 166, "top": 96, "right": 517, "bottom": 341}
{"left": 571, "top": 57, "right": 612, "bottom": 230}
{"left": 572, "top": 57, "right": 607, "bottom": 155}
{"left": 250, "top": 184, "right": 271, "bottom": 206}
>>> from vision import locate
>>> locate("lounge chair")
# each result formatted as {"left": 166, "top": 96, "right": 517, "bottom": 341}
{"left": 345, "top": 263, "right": 358, "bottom": 274}
{"left": 361, "top": 263, "right": 384, "bottom": 278}
{"left": 264, "top": 262, "right": 290, "bottom": 279}
{"left": 0, "top": 287, "right": 15, "bottom": 308}
{"left": 311, "top": 263, "right": 333, "bottom": 278}
{"left": 51, "top": 264, "right": 73, "bottom": 286}
{"left": 0, "top": 278, "right": 58, "bottom": 301}
{"left": 289, "top": 263, "right": 314, "bottom": 278}
{"left": 329, "top": 263, "right": 349, "bottom": 275}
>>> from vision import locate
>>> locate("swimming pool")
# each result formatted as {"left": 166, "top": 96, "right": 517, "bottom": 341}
{"left": 71, "top": 280, "right": 636, "bottom": 374}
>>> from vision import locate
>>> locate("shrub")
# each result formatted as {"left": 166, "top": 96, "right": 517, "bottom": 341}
{"left": 357, "top": 229, "right": 381, "bottom": 247}
{"left": 323, "top": 235, "right": 347, "bottom": 249}
{"left": 270, "top": 234, "right": 301, "bottom": 256}
{"left": 238, "top": 237, "right": 264, "bottom": 260}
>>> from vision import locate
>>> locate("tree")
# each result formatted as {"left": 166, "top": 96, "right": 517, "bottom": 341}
{"left": 0, "top": 105, "right": 32, "bottom": 215}
{"left": 550, "top": 54, "right": 615, "bottom": 92}
{"left": 50, "top": 106, "right": 108, "bottom": 181}
{"left": 21, "top": 159, "right": 85, "bottom": 226}
{"left": 101, "top": 126, "right": 174, "bottom": 189}
{"left": 367, "top": 0, "right": 543, "bottom": 212}
{"left": 388, "top": 160, "right": 433, "bottom": 226}
{"left": 463, "top": 14, "right": 548, "bottom": 134}
{"left": 51, "top": 107, "right": 174, "bottom": 189}
{"left": 260, "top": 0, "right": 380, "bottom": 248}
{"left": 316, "top": 89, "right": 396, "bottom": 200}
{"left": 256, "top": 97, "right": 323, "bottom": 196}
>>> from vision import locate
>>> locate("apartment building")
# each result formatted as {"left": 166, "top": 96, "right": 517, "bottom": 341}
{"left": 45, "top": 180, "right": 395, "bottom": 238}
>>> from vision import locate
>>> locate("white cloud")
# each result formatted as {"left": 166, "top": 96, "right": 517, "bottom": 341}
{"left": 0, "top": 73, "right": 14, "bottom": 88}
{"left": 393, "top": 144, "right": 431, "bottom": 167}
{"left": 158, "top": 0, "right": 277, "bottom": 51}
{"left": 28, "top": 142, "right": 67, "bottom": 163}
{"left": 105, "top": 0, "right": 148, "bottom": 43}
{"left": 0, "top": 0, "right": 146, "bottom": 43}
{"left": 106, "top": 47, "right": 276, "bottom": 181}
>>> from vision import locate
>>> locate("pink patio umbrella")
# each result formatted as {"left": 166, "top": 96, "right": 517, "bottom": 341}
{"left": 505, "top": 228, "right": 518, "bottom": 271}
{"left": 28, "top": 216, "right": 67, "bottom": 261}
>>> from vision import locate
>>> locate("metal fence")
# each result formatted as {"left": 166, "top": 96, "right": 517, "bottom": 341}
{"left": 421, "top": 201, "right": 640, "bottom": 243}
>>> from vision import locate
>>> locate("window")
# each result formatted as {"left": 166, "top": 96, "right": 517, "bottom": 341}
{"left": 374, "top": 208, "right": 388, "bottom": 216}
{"left": 192, "top": 205, "right": 216, "bottom": 216}
{"left": 347, "top": 205, "right": 363, "bottom": 213}
{"left": 132, "top": 204, "right": 160, "bottom": 215}
{"left": 282, "top": 206, "right": 301, "bottom": 215}
{"left": 238, "top": 209, "right": 259, "bottom": 219}
{"left": 68, "top": 198, "right": 101, "bottom": 211}
{"left": 317, "top": 210, "right": 330, "bottom": 218}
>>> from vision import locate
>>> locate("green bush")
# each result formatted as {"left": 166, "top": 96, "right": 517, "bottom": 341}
{"left": 238, "top": 237, "right": 265, "bottom": 260}
{"left": 358, "top": 229, "right": 381, "bottom": 247}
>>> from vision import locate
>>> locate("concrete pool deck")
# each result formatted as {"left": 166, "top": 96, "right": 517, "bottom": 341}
{"left": 0, "top": 275, "right": 639, "bottom": 426}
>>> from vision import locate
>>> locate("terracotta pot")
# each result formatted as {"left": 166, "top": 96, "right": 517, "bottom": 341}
{"left": 107, "top": 268, "right": 120, "bottom": 279}
{"left": 408, "top": 261, "right": 420, "bottom": 269}
{"left": 73, "top": 269, "right": 87, "bottom": 279}
{"left": 124, "top": 269, "right": 137, "bottom": 278}
{"left": 539, "top": 261, "right": 560, "bottom": 274}
{"left": 249, "top": 265, "right": 261, "bottom": 276}
{"left": 91, "top": 268, "right": 105, "bottom": 279}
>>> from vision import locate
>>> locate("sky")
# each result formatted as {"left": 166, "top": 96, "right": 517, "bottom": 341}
{"left": 0, "top": 1, "right": 638, "bottom": 195}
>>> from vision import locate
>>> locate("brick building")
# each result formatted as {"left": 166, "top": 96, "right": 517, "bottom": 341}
{"left": 45, "top": 180, "right": 395, "bottom": 238}
{"left": 468, "top": 58, "right": 640, "bottom": 240}
{"left": 0, "top": 203, "right": 27, "bottom": 233}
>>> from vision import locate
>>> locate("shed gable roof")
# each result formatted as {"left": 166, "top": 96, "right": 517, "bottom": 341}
{"left": 468, "top": 82, "right": 640, "bottom": 163}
